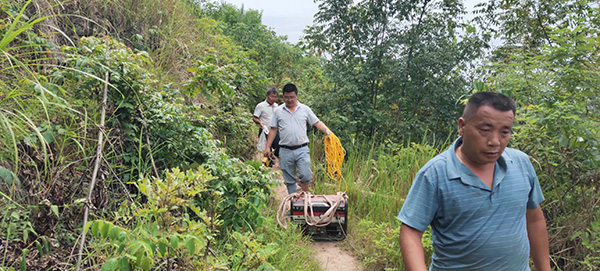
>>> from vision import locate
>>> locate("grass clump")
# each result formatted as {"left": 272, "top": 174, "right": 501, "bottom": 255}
{"left": 311, "top": 136, "right": 449, "bottom": 270}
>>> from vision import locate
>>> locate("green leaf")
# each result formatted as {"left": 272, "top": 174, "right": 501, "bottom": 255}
{"left": 101, "top": 258, "right": 118, "bottom": 271}
{"left": 92, "top": 220, "right": 101, "bottom": 236}
{"left": 117, "top": 244, "right": 125, "bottom": 253}
{"left": 50, "top": 205, "right": 59, "bottom": 217}
{"left": 35, "top": 241, "right": 43, "bottom": 256}
{"left": 0, "top": 166, "right": 19, "bottom": 185}
{"left": 100, "top": 222, "right": 111, "bottom": 239}
{"left": 83, "top": 220, "right": 94, "bottom": 236}
{"left": 20, "top": 248, "right": 29, "bottom": 271}
{"left": 109, "top": 226, "right": 120, "bottom": 240}
{"left": 42, "top": 236, "right": 50, "bottom": 253}
{"left": 150, "top": 221, "right": 158, "bottom": 236}
{"left": 185, "top": 238, "right": 196, "bottom": 254}
{"left": 559, "top": 134, "right": 569, "bottom": 147}
{"left": 170, "top": 235, "right": 180, "bottom": 249}
{"left": 158, "top": 241, "right": 167, "bottom": 257}
{"left": 140, "top": 256, "right": 151, "bottom": 271}
{"left": 118, "top": 257, "right": 130, "bottom": 271}
{"left": 118, "top": 230, "right": 127, "bottom": 241}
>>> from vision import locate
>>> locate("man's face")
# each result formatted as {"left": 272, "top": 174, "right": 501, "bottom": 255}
{"left": 266, "top": 93, "right": 278, "bottom": 105}
{"left": 458, "top": 105, "right": 514, "bottom": 166}
{"left": 282, "top": 91, "right": 298, "bottom": 108}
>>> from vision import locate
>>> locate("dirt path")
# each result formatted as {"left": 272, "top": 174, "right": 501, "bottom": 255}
{"left": 270, "top": 164, "right": 362, "bottom": 271}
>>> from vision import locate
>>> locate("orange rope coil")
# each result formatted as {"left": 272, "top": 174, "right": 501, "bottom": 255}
{"left": 324, "top": 133, "right": 347, "bottom": 191}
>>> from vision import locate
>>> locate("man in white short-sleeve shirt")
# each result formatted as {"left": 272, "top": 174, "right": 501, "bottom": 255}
{"left": 253, "top": 87, "right": 280, "bottom": 166}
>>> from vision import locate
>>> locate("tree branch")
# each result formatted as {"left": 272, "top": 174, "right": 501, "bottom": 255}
{"left": 75, "top": 71, "right": 109, "bottom": 271}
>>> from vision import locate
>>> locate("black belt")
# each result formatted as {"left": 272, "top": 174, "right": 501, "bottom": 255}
{"left": 280, "top": 143, "right": 308, "bottom": 150}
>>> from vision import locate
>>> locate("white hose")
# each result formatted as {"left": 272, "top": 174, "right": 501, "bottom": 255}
{"left": 277, "top": 191, "right": 347, "bottom": 229}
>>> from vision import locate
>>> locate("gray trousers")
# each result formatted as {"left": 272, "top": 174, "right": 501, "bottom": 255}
{"left": 279, "top": 146, "right": 312, "bottom": 194}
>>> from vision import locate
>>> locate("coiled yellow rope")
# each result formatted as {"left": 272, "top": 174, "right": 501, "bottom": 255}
{"left": 324, "top": 133, "right": 347, "bottom": 191}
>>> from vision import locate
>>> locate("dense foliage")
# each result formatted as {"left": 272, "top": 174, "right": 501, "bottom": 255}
{"left": 1, "top": 0, "right": 599, "bottom": 270}
{"left": 303, "top": 0, "right": 600, "bottom": 270}
{"left": 0, "top": 0, "right": 322, "bottom": 270}
{"left": 305, "top": 0, "right": 487, "bottom": 143}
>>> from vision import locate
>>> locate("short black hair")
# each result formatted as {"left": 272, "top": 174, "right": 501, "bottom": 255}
{"left": 266, "top": 87, "right": 278, "bottom": 96}
{"left": 463, "top": 92, "right": 516, "bottom": 120}
{"left": 282, "top": 83, "right": 298, "bottom": 95}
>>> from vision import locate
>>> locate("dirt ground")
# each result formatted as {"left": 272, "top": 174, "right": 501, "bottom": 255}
{"left": 270, "top": 162, "right": 362, "bottom": 271}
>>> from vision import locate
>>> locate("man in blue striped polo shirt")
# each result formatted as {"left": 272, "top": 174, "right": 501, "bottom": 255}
{"left": 264, "top": 83, "right": 332, "bottom": 194}
{"left": 398, "top": 92, "right": 550, "bottom": 271}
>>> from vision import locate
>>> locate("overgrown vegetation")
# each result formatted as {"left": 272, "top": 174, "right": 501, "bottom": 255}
{"left": 1, "top": 0, "right": 599, "bottom": 270}
{"left": 311, "top": 136, "right": 448, "bottom": 270}
{"left": 307, "top": 0, "right": 600, "bottom": 270}
{"left": 0, "top": 0, "right": 322, "bottom": 269}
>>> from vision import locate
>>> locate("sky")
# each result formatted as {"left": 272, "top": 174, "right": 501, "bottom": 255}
{"left": 221, "top": 0, "right": 484, "bottom": 44}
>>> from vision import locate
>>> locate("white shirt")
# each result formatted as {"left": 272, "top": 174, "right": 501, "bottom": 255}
{"left": 253, "top": 100, "right": 278, "bottom": 128}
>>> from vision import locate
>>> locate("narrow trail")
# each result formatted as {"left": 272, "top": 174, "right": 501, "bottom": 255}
{"left": 270, "top": 164, "right": 362, "bottom": 271}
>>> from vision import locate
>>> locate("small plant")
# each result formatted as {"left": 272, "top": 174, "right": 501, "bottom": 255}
{"left": 572, "top": 214, "right": 600, "bottom": 270}
{"left": 83, "top": 167, "right": 220, "bottom": 270}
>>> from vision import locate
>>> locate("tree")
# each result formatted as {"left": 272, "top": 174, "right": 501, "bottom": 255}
{"left": 305, "top": 0, "right": 487, "bottom": 142}
{"left": 477, "top": 1, "right": 600, "bottom": 268}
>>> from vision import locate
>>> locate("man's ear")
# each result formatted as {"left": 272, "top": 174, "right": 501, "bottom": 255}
{"left": 458, "top": 117, "right": 465, "bottom": 136}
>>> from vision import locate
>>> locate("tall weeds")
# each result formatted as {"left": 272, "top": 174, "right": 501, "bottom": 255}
{"left": 310, "top": 134, "right": 453, "bottom": 269}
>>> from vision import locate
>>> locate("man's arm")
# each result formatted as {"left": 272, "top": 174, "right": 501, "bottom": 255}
{"left": 527, "top": 206, "right": 551, "bottom": 271}
{"left": 399, "top": 223, "right": 428, "bottom": 271}
{"left": 252, "top": 116, "right": 264, "bottom": 127}
{"left": 264, "top": 127, "right": 278, "bottom": 157}
{"left": 313, "top": 121, "right": 332, "bottom": 136}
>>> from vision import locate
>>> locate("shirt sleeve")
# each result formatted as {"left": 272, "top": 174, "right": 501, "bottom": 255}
{"left": 397, "top": 168, "right": 439, "bottom": 232}
{"left": 253, "top": 103, "right": 262, "bottom": 118}
{"left": 305, "top": 106, "right": 320, "bottom": 126}
{"left": 525, "top": 157, "right": 545, "bottom": 209}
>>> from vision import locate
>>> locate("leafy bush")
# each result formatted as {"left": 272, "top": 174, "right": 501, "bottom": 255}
{"left": 83, "top": 168, "right": 219, "bottom": 270}
{"left": 511, "top": 100, "right": 600, "bottom": 269}
{"left": 200, "top": 152, "right": 274, "bottom": 231}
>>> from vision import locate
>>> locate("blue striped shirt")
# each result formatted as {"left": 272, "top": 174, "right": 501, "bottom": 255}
{"left": 398, "top": 138, "right": 545, "bottom": 271}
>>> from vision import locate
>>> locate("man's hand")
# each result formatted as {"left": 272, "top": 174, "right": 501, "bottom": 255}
{"left": 252, "top": 116, "right": 263, "bottom": 127}
{"left": 264, "top": 127, "right": 277, "bottom": 158}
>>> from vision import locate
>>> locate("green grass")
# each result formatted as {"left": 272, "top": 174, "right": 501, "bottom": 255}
{"left": 309, "top": 134, "right": 452, "bottom": 269}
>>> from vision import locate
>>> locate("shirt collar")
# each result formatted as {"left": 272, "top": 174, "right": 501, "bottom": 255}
{"left": 265, "top": 100, "right": 277, "bottom": 107}
{"left": 446, "top": 137, "right": 512, "bottom": 190}
{"left": 282, "top": 102, "right": 303, "bottom": 114}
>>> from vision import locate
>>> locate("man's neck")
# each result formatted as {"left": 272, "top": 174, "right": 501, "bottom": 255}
{"left": 456, "top": 145, "right": 496, "bottom": 188}
{"left": 286, "top": 103, "right": 298, "bottom": 113}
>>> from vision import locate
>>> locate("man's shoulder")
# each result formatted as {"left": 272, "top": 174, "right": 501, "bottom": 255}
{"left": 272, "top": 104, "right": 285, "bottom": 115}
{"left": 255, "top": 100, "right": 267, "bottom": 108}
{"left": 274, "top": 104, "right": 285, "bottom": 111}
{"left": 418, "top": 150, "right": 451, "bottom": 177}
{"left": 502, "top": 147, "right": 530, "bottom": 162}
{"left": 296, "top": 102, "right": 313, "bottom": 110}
